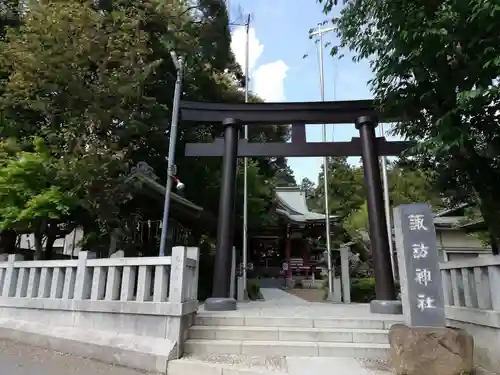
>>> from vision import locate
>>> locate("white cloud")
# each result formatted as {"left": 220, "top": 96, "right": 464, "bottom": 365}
{"left": 231, "top": 27, "right": 288, "bottom": 102}
{"left": 253, "top": 60, "right": 288, "bottom": 102}
{"left": 230, "top": 27, "right": 263, "bottom": 76}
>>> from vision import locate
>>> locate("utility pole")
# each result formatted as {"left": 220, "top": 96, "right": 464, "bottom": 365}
{"left": 310, "top": 24, "right": 335, "bottom": 301}
{"left": 242, "top": 13, "right": 251, "bottom": 299}
{"left": 159, "top": 52, "right": 185, "bottom": 256}
{"left": 310, "top": 24, "right": 395, "bottom": 283}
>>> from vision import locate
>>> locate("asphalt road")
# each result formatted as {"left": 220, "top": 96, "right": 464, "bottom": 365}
{"left": 0, "top": 339, "right": 159, "bottom": 375}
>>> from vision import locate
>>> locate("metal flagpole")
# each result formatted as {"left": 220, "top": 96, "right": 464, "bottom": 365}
{"left": 378, "top": 124, "right": 396, "bottom": 279}
{"left": 242, "top": 14, "right": 250, "bottom": 298}
{"left": 159, "top": 52, "right": 185, "bottom": 256}
{"left": 316, "top": 24, "right": 334, "bottom": 301}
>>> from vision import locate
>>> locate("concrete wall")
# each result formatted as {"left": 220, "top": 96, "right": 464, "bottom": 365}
{"left": 437, "top": 230, "right": 487, "bottom": 251}
{"left": 440, "top": 256, "right": 500, "bottom": 374}
{"left": 446, "top": 310, "right": 500, "bottom": 373}
{"left": 18, "top": 227, "right": 85, "bottom": 257}
{"left": 436, "top": 229, "right": 492, "bottom": 262}
{"left": 0, "top": 246, "right": 200, "bottom": 373}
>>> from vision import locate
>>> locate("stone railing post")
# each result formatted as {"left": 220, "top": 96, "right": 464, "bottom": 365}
{"left": 74, "top": 251, "right": 92, "bottom": 300}
{"left": 169, "top": 246, "right": 187, "bottom": 303}
{"left": 340, "top": 246, "right": 351, "bottom": 303}
{"left": 1, "top": 254, "right": 23, "bottom": 297}
{"left": 186, "top": 247, "right": 200, "bottom": 301}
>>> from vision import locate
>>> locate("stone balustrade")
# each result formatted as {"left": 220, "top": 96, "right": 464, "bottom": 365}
{"left": 440, "top": 255, "right": 500, "bottom": 373}
{"left": 0, "top": 246, "right": 200, "bottom": 373}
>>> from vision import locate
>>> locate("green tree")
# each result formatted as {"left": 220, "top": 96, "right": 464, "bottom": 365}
{"left": 344, "top": 163, "right": 444, "bottom": 241}
{"left": 0, "top": 138, "right": 81, "bottom": 259}
{"left": 300, "top": 177, "right": 316, "bottom": 200}
{"left": 313, "top": 157, "right": 365, "bottom": 217}
{"left": 317, "top": 0, "right": 500, "bottom": 246}
{"left": 0, "top": 0, "right": 292, "bottom": 254}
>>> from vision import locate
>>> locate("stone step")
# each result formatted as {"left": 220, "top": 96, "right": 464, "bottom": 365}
{"left": 168, "top": 355, "right": 394, "bottom": 375}
{"left": 194, "top": 315, "right": 399, "bottom": 330}
{"left": 167, "top": 356, "right": 289, "bottom": 375}
{"left": 184, "top": 339, "right": 390, "bottom": 359}
{"left": 188, "top": 326, "right": 389, "bottom": 344}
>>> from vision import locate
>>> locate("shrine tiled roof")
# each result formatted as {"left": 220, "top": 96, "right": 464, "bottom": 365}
{"left": 275, "top": 186, "right": 340, "bottom": 224}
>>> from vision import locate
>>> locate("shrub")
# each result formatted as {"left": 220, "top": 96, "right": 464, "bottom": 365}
{"left": 351, "top": 278, "right": 401, "bottom": 302}
{"left": 351, "top": 278, "right": 377, "bottom": 302}
{"left": 247, "top": 279, "right": 261, "bottom": 300}
{"left": 322, "top": 277, "right": 400, "bottom": 302}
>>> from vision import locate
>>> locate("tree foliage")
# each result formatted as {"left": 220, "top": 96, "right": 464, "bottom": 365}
{"left": 317, "top": 0, "right": 500, "bottom": 245}
{"left": 0, "top": 138, "right": 81, "bottom": 258}
{"left": 302, "top": 158, "right": 443, "bottom": 242}
{"left": 0, "top": 0, "right": 294, "bottom": 256}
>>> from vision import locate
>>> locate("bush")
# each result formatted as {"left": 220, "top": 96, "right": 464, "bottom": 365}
{"left": 294, "top": 279, "right": 304, "bottom": 289}
{"left": 351, "top": 278, "right": 377, "bottom": 302}
{"left": 351, "top": 278, "right": 401, "bottom": 302}
{"left": 247, "top": 279, "right": 261, "bottom": 300}
{"left": 322, "top": 277, "right": 400, "bottom": 302}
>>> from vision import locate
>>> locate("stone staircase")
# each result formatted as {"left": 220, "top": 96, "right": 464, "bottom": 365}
{"left": 167, "top": 312, "right": 400, "bottom": 374}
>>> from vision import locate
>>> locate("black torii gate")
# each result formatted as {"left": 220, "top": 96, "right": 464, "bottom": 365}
{"left": 181, "top": 99, "right": 411, "bottom": 313}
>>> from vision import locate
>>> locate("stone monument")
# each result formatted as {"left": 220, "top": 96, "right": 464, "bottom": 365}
{"left": 390, "top": 204, "right": 473, "bottom": 375}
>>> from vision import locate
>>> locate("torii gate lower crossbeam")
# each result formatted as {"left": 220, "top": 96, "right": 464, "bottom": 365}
{"left": 181, "top": 99, "right": 410, "bottom": 314}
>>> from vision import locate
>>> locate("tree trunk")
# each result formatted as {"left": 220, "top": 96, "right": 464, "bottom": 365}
{"left": 34, "top": 231, "right": 44, "bottom": 260}
{"left": 462, "top": 146, "right": 500, "bottom": 253}
{"left": 45, "top": 234, "right": 56, "bottom": 260}
{"left": 0, "top": 229, "right": 17, "bottom": 254}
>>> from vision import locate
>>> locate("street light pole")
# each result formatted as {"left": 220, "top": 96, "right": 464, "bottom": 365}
{"left": 311, "top": 24, "right": 335, "bottom": 301}
{"left": 159, "top": 52, "right": 185, "bottom": 257}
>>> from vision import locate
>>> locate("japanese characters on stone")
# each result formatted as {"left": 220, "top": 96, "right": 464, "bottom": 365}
{"left": 408, "top": 213, "right": 436, "bottom": 312}
{"left": 394, "top": 204, "right": 445, "bottom": 327}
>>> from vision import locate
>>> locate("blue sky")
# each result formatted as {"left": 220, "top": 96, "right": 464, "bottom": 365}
{"left": 228, "top": 0, "right": 396, "bottom": 185}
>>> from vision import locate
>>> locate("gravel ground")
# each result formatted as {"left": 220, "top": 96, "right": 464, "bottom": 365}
{"left": 285, "top": 288, "right": 326, "bottom": 302}
{"left": 182, "top": 354, "right": 288, "bottom": 372}
{"left": 0, "top": 339, "right": 159, "bottom": 375}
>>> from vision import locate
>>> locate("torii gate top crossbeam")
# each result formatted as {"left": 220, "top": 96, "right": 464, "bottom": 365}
{"left": 180, "top": 99, "right": 399, "bottom": 125}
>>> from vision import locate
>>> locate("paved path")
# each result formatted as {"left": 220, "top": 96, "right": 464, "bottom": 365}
{"left": 260, "top": 288, "right": 310, "bottom": 304}
{"left": 0, "top": 339, "right": 159, "bottom": 375}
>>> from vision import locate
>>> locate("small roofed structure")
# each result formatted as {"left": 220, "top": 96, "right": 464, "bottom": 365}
{"left": 275, "top": 186, "right": 339, "bottom": 224}
{"left": 122, "top": 162, "right": 217, "bottom": 256}
{"left": 249, "top": 186, "right": 340, "bottom": 285}
{"left": 433, "top": 203, "right": 496, "bottom": 258}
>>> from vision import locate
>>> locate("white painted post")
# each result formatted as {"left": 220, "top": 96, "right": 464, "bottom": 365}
{"left": 441, "top": 269, "right": 453, "bottom": 306}
{"left": 153, "top": 265, "right": 169, "bottom": 302}
{"left": 473, "top": 267, "right": 492, "bottom": 309}
{"left": 136, "top": 266, "right": 152, "bottom": 302}
{"left": 62, "top": 267, "right": 76, "bottom": 300}
{"left": 488, "top": 265, "right": 500, "bottom": 310}
{"left": 230, "top": 246, "right": 236, "bottom": 299}
{"left": 340, "top": 247, "right": 351, "bottom": 303}
{"left": 186, "top": 247, "right": 200, "bottom": 301}
{"left": 2, "top": 254, "right": 23, "bottom": 297}
{"left": 26, "top": 268, "right": 41, "bottom": 298}
{"left": 91, "top": 266, "right": 107, "bottom": 300}
{"left": 169, "top": 246, "right": 187, "bottom": 302}
{"left": 38, "top": 268, "right": 53, "bottom": 298}
{"left": 120, "top": 266, "right": 137, "bottom": 301}
{"left": 333, "top": 276, "right": 342, "bottom": 303}
{"left": 105, "top": 266, "right": 121, "bottom": 301}
{"left": 461, "top": 267, "right": 474, "bottom": 307}
{"left": 50, "top": 267, "right": 65, "bottom": 299}
{"left": 15, "top": 268, "right": 29, "bottom": 298}
{"left": 74, "top": 251, "right": 92, "bottom": 300}
{"left": 237, "top": 276, "right": 245, "bottom": 301}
